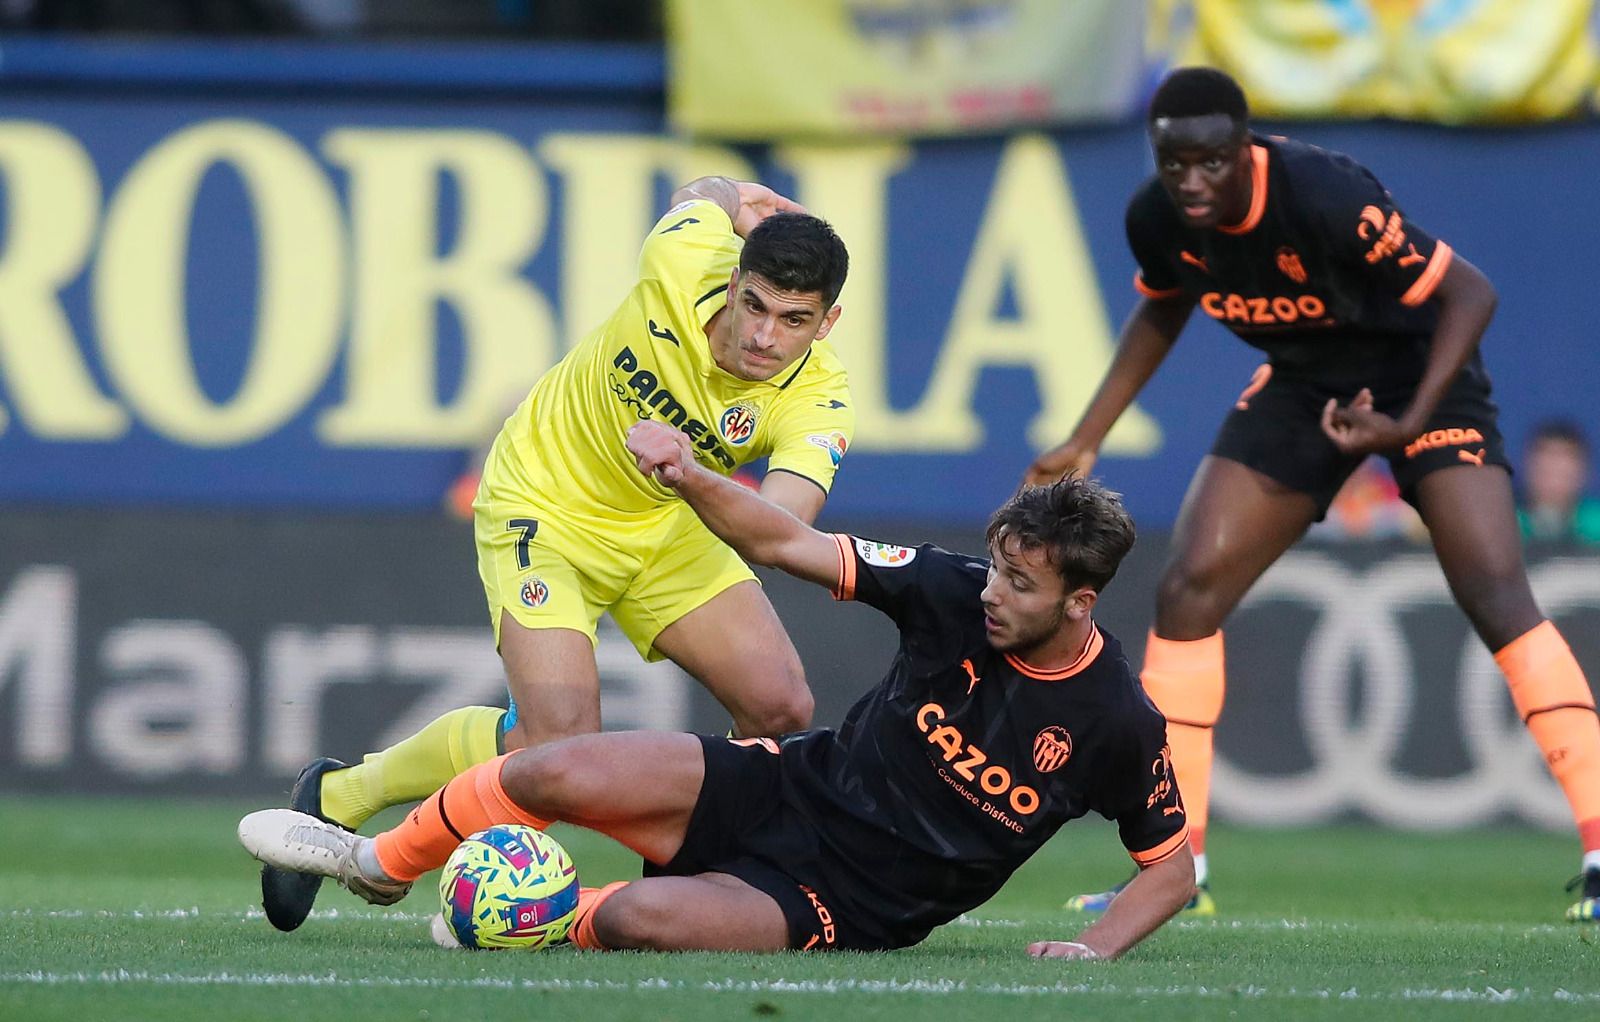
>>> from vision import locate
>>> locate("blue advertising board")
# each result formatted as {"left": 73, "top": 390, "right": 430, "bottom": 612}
{"left": 0, "top": 59, "right": 1593, "bottom": 526}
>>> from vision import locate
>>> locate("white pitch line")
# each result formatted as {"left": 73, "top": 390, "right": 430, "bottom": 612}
{"left": 8, "top": 908, "right": 1579, "bottom": 939}
{"left": 963, "top": 916, "right": 1578, "bottom": 938}
{"left": 4, "top": 907, "right": 434, "bottom": 923}
{"left": 1169, "top": 918, "right": 1577, "bottom": 936}
{"left": 2, "top": 970, "right": 1598, "bottom": 1005}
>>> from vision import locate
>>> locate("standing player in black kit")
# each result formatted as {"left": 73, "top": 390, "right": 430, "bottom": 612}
{"left": 240, "top": 428, "right": 1194, "bottom": 959}
{"left": 1027, "top": 67, "right": 1600, "bottom": 922}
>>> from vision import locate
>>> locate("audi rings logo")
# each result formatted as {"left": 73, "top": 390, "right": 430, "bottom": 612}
{"left": 1210, "top": 552, "right": 1598, "bottom": 832}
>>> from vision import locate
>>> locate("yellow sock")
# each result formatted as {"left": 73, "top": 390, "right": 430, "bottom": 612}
{"left": 320, "top": 706, "right": 506, "bottom": 829}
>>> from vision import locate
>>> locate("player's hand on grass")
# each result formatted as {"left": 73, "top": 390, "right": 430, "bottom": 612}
{"left": 626, "top": 420, "right": 695, "bottom": 486}
{"left": 1027, "top": 939, "right": 1102, "bottom": 961}
{"left": 732, "top": 181, "right": 806, "bottom": 237}
{"left": 1023, "top": 440, "right": 1098, "bottom": 487}
{"left": 1320, "top": 387, "right": 1409, "bottom": 456}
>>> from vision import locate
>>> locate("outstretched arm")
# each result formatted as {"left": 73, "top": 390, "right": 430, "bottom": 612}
{"left": 626, "top": 420, "right": 841, "bottom": 589}
{"left": 1028, "top": 846, "right": 1195, "bottom": 961}
{"left": 670, "top": 177, "right": 808, "bottom": 239}
{"left": 1023, "top": 296, "right": 1194, "bottom": 485}
{"left": 759, "top": 470, "right": 828, "bottom": 525}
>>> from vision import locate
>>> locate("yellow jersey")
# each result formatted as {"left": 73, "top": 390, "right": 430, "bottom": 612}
{"left": 483, "top": 199, "right": 854, "bottom": 517}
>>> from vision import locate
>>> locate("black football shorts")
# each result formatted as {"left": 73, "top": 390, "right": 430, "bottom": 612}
{"left": 646, "top": 734, "right": 899, "bottom": 951}
{"left": 1210, "top": 362, "right": 1509, "bottom": 517}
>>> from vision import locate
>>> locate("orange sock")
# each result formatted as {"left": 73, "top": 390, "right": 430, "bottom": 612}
{"left": 373, "top": 753, "right": 551, "bottom": 882}
{"left": 1141, "top": 630, "right": 1226, "bottom": 856}
{"left": 1496, "top": 621, "right": 1600, "bottom": 854}
{"left": 569, "top": 881, "right": 628, "bottom": 951}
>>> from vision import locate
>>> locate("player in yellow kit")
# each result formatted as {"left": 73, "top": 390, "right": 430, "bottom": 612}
{"left": 261, "top": 177, "right": 854, "bottom": 931}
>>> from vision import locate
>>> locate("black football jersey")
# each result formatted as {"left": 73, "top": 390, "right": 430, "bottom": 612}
{"left": 776, "top": 536, "right": 1187, "bottom": 945}
{"left": 1126, "top": 134, "right": 1485, "bottom": 389}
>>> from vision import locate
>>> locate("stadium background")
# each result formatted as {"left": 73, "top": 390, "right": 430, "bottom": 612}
{"left": 1, "top": 0, "right": 1598, "bottom": 846}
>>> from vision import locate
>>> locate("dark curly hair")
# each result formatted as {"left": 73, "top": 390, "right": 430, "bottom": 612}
{"left": 985, "top": 476, "right": 1136, "bottom": 593}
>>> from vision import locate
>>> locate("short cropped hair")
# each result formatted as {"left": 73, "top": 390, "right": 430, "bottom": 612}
{"left": 985, "top": 477, "right": 1136, "bottom": 594}
{"left": 1529, "top": 418, "right": 1591, "bottom": 454}
{"left": 740, "top": 212, "right": 850, "bottom": 308}
{"left": 1148, "top": 66, "right": 1249, "bottom": 127}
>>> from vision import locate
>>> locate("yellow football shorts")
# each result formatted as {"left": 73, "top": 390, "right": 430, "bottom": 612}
{"left": 474, "top": 495, "right": 757, "bottom": 661}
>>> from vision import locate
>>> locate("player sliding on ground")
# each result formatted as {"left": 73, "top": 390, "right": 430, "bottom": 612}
{"left": 1026, "top": 66, "right": 1600, "bottom": 922}
{"left": 260, "top": 176, "right": 858, "bottom": 933}
{"left": 241, "top": 444, "right": 1194, "bottom": 957}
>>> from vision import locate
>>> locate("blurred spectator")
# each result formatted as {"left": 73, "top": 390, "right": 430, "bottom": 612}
{"left": 1517, "top": 419, "right": 1600, "bottom": 546}
{"left": 1308, "top": 457, "right": 1425, "bottom": 542}
{"left": 281, "top": 0, "right": 360, "bottom": 33}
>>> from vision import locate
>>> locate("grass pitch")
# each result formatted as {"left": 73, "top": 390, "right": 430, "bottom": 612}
{"left": 2, "top": 796, "right": 1596, "bottom": 1021}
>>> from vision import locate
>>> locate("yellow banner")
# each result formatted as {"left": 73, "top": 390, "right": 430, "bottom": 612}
{"left": 667, "top": 0, "right": 1145, "bottom": 139}
{"left": 1161, "top": 0, "right": 1597, "bottom": 122}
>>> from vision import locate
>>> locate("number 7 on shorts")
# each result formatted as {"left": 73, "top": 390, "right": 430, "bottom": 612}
{"left": 506, "top": 518, "right": 539, "bottom": 570}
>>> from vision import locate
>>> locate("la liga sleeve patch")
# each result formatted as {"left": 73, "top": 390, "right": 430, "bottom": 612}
{"left": 854, "top": 539, "right": 917, "bottom": 567}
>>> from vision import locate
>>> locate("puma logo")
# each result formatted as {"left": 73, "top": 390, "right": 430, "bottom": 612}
{"left": 961, "top": 658, "right": 981, "bottom": 695}
{"left": 1458, "top": 448, "right": 1486, "bottom": 467}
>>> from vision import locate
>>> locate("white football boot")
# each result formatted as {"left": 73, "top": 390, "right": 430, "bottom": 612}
{"left": 238, "top": 809, "right": 411, "bottom": 907}
{"left": 430, "top": 913, "right": 466, "bottom": 949}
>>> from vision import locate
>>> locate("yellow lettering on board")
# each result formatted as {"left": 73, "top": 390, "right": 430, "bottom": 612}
{"left": 899, "top": 134, "right": 1160, "bottom": 453}
{"left": 92, "top": 119, "right": 344, "bottom": 446}
{"left": 319, "top": 128, "right": 555, "bottom": 447}
{"left": 541, "top": 134, "right": 755, "bottom": 351}
{"left": 0, "top": 122, "right": 126, "bottom": 439}
{"left": 776, "top": 141, "right": 911, "bottom": 453}
{"left": 788, "top": 136, "right": 1160, "bottom": 456}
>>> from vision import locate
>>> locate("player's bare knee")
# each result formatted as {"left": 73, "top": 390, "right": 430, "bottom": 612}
{"left": 1156, "top": 557, "right": 1218, "bottom": 605}
{"left": 774, "top": 680, "right": 815, "bottom": 732}
{"left": 746, "top": 683, "right": 813, "bottom": 737}
{"left": 500, "top": 742, "right": 593, "bottom": 817}
{"left": 1449, "top": 569, "right": 1542, "bottom": 649}
{"left": 592, "top": 883, "right": 675, "bottom": 951}
{"left": 1153, "top": 562, "right": 1229, "bottom": 637}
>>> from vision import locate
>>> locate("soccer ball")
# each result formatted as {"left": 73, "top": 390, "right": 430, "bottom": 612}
{"left": 438, "top": 824, "right": 580, "bottom": 950}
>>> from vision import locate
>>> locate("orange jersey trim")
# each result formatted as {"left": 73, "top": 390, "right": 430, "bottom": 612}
{"left": 1399, "top": 241, "right": 1453, "bottom": 307}
{"left": 1135, "top": 272, "right": 1184, "bottom": 300}
{"left": 1005, "top": 625, "right": 1104, "bottom": 680}
{"left": 1217, "top": 145, "right": 1269, "bottom": 236}
{"left": 829, "top": 533, "right": 856, "bottom": 601}
{"left": 1129, "top": 825, "right": 1190, "bottom": 867}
